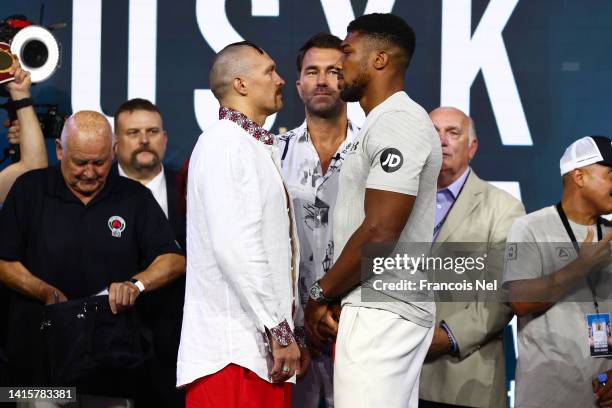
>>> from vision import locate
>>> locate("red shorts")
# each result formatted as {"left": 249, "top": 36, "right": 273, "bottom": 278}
{"left": 186, "top": 364, "right": 292, "bottom": 408}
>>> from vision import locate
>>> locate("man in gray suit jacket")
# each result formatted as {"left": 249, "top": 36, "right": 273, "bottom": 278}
{"left": 419, "top": 107, "right": 525, "bottom": 408}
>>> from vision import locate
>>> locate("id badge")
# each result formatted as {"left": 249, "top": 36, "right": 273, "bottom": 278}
{"left": 587, "top": 313, "right": 612, "bottom": 357}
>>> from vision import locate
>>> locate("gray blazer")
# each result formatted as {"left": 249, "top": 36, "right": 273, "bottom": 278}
{"left": 419, "top": 170, "right": 525, "bottom": 408}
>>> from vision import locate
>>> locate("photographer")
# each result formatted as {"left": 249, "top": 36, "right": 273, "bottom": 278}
{"left": 0, "top": 56, "right": 47, "bottom": 203}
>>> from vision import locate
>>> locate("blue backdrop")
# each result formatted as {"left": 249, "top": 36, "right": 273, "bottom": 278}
{"left": 1, "top": 0, "right": 611, "bottom": 214}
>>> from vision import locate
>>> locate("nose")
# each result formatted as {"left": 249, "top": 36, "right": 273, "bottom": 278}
{"left": 139, "top": 131, "right": 149, "bottom": 145}
{"left": 439, "top": 132, "right": 449, "bottom": 147}
{"left": 276, "top": 72, "right": 285, "bottom": 88}
{"left": 316, "top": 71, "right": 328, "bottom": 87}
{"left": 83, "top": 164, "right": 95, "bottom": 179}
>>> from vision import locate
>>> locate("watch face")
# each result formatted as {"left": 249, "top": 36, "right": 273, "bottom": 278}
{"left": 309, "top": 284, "right": 321, "bottom": 300}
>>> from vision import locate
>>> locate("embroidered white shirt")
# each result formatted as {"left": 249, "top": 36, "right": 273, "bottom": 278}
{"left": 177, "top": 113, "right": 299, "bottom": 387}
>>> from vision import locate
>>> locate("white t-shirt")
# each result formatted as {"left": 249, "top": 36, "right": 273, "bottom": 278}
{"left": 503, "top": 205, "right": 612, "bottom": 408}
{"left": 334, "top": 91, "right": 442, "bottom": 327}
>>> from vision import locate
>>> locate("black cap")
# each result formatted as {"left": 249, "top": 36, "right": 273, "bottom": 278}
{"left": 591, "top": 135, "right": 612, "bottom": 167}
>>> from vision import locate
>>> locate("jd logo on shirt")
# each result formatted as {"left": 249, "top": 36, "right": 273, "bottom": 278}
{"left": 380, "top": 148, "right": 403, "bottom": 173}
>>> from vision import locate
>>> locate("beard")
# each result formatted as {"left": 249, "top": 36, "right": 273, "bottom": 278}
{"left": 304, "top": 93, "right": 344, "bottom": 119}
{"left": 130, "top": 147, "right": 160, "bottom": 171}
{"left": 340, "top": 70, "right": 369, "bottom": 102}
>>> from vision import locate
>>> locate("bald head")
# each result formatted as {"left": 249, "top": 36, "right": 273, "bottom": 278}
{"left": 209, "top": 41, "right": 265, "bottom": 101}
{"left": 56, "top": 111, "right": 115, "bottom": 203}
{"left": 208, "top": 41, "right": 285, "bottom": 124}
{"left": 60, "top": 110, "right": 113, "bottom": 151}
{"left": 431, "top": 106, "right": 479, "bottom": 189}
{"left": 430, "top": 107, "right": 476, "bottom": 144}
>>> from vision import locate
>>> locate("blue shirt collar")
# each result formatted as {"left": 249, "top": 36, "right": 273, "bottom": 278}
{"left": 443, "top": 167, "right": 471, "bottom": 199}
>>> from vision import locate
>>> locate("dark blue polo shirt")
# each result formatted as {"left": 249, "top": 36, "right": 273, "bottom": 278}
{"left": 0, "top": 164, "right": 182, "bottom": 297}
{"left": 0, "top": 164, "right": 182, "bottom": 384}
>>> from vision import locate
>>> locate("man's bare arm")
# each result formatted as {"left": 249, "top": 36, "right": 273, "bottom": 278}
{"left": 319, "top": 188, "right": 415, "bottom": 298}
{"left": 509, "top": 229, "right": 612, "bottom": 317}
{"left": 0, "top": 259, "right": 66, "bottom": 304}
{"left": 133, "top": 252, "right": 185, "bottom": 291}
{"left": 108, "top": 253, "right": 185, "bottom": 314}
{"left": 0, "top": 57, "right": 47, "bottom": 203}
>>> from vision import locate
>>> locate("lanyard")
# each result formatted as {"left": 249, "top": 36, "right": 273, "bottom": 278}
{"left": 555, "top": 202, "right": 603, "bottom": 313}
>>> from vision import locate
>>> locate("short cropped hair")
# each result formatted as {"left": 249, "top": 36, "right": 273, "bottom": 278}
{"left": 296, "top": 32, "right": 343, "bottom": 73}
{"left": 114, "top": 98, "right": 161, "bottom": 131}
{"left": 209, "top": 41, "right": 265, "bottom": 100}
{"left": 347, "top": 13, "right": 416, "bottom": 67}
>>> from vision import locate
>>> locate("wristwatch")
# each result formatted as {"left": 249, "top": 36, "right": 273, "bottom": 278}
{"left": 129, "top": 278, "right": 145, "bottom": 293}
{"left": 308, "top": 279, "right": 332, "bottom": 303}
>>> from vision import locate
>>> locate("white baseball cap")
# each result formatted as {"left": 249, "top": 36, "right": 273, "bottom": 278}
{"left": 560, "top": 136, "right": 612, "bottom": 176}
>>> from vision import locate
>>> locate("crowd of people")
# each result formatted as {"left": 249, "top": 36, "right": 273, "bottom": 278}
{"left": 0, "top": 11, "right": 611, "bottom": 408}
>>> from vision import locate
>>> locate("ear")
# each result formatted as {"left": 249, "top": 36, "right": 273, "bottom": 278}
{"left": 232, "top": 77, "right": 248, "bottom": 96}
{"left": 373, "top": 50, "right": 389, "bottom": 70}
{"left": 467, "top": 138, "right": 479, "bottom": 161}
{"left": 55, "top": 138, "right": 63, "bottom": 161}
{"left": 572, "top": 168, "right": 585, "bottom": 187}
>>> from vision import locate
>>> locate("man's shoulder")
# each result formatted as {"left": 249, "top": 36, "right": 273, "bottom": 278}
{"left": 364, "top": 93, "right": 436, "bottom": 144}
{"left": 277, "top": 123, "right": 306, "bottom": 149}
{"left": 213, "top": 119, "right": 247, "bottom": 136}
{"left": 17, "top": 166, "right": 53, "bottom": 183}
{"left": 509, "top": 206, "right": 557, "bottom": 235}
{"left": 370, "top": 92, "right": 430, "bottom": 123}
{"left": 474, "top": 174, "right": 524, "bottom": 210}
{"left": 519, "top": 205, "right": 555, "bottom": 222}
{"left": 113, "top": 171, "right": 154, "bottom": 198}
{"left": 11, "top": 166, "right": 57, "bottom": 195}
{"left": 196, "top": 120, "right": 253, "bottom": 150}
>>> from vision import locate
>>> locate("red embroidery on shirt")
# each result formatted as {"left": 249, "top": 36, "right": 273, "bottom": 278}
{"left": 269, "top": 319, "right": 295, "bottom": 347}
{"left": 219, "top": 107, "right": 275, "bottom": 145}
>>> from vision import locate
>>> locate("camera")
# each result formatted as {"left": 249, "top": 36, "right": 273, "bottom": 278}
{"left": 0, "top": 14, "right": 65, "bottom": 163}
{"left": 0, "top": 15, "right": 61, "bottom": 83}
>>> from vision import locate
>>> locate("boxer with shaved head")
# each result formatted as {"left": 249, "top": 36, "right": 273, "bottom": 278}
{"left": 178, "top": 41, "right": 302, "bottom": 408}
{"left": 209, "top": 41, "right": 285, "bottom": 125}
